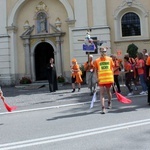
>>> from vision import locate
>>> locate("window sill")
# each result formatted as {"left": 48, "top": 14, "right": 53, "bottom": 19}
{"left": 114, "top": 38, "right": 150, "bottom": 43}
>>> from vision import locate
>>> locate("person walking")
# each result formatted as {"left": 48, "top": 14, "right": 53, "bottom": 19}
{"left": 146, "top": 54, "right": 150, "bottom": 105}
{"left": 84, "top": 55, "right": 97, "bottom": 96}
{"left": 47, "top": 58, "right": 58, "bottom": 92}
{"left": 135, "top": 52, "right": 148, "bottom": 95}
{"left": 124, "top": 53, "right": 138, "bottom": 91}
{"left": 94, "top": 46, "right": 114, "bottom": 114}
{"left": 124, "top": 56, "right": 134, "bottom": 96}
{"left": 70, "top": 58, "right": 83, "bottom": 92}
{"left": 111, "top": 54, "right": 121, "bottom": 94}
{"left": 0, "top": 87, "right": 4, "bottom": 101}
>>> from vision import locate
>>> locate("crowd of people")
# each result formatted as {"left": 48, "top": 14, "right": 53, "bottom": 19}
{"left": 45, "top": 47, "right": 150, "bottom": 114}
{"left": 69, "top": 47, "right": 150, "bottom": 114}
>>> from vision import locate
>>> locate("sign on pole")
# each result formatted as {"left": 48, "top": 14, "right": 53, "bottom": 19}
{"left": 83, "top": 44, "right": 95, "bottom": 52}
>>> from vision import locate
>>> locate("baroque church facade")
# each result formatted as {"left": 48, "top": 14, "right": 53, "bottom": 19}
{"left": 0, "top": 0, "right": 150, "bottom": 85}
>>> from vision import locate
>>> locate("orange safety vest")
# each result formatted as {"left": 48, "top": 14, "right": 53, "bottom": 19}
{"left": 94, "top": 56, "right": 114, "bottom": 84}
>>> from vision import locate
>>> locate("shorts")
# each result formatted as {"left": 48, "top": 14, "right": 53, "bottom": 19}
{"left": 99, "top": 83, "right": 113, "bottom": 88}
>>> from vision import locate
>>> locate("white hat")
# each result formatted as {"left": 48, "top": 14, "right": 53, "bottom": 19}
{"left": 99, "top": 46, "right": 108, "bottom": 52}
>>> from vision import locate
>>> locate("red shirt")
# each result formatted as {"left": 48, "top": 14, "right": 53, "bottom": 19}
{"left": 136, "top": 59, "right": 145, "bottom": 75}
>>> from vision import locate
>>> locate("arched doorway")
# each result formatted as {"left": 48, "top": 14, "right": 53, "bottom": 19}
{"left": 34, "top": 42, "right": 54, "bottom": 81}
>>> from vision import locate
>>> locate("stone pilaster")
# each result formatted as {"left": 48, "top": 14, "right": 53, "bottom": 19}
{"left": 92, "top": 0, "right": 107, "bottom": 26}
{"left": 55, "top": 37, "right": 63, "bottom": 76}
{"left": 0, "top": 0, "right": 7, "bottom": 35}
{"left": 23, "top": 39, "right": 31, "bottom": 78}
{"left": 74, "top": 0, "right": 88, "bottom": 28}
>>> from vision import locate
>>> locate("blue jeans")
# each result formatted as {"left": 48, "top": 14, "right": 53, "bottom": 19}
{"left": 139, "top": 74, "right": 147, "bottom": 91}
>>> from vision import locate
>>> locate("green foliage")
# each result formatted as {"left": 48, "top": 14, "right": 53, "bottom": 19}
{"left": 80, "top": 65, "right": 85, "bottom": 74}
{"left": 57, "top": 75, "right": 65, "bottom": 83}
{"left": 20, "top": 77, "right": 32, "bottom": 84}
{"left": 80, "top": 65, "right": 86, "bottom": 81}
{"left": 127, "top": 43, "right": 138, "bottom": 58}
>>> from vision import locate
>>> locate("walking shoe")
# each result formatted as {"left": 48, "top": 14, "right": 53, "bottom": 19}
{"left": 107, "top": 101, "right": 112, "bottom": 109}
{"left": 101, "top": 107, "right": 106, "bottom": 114}
{"left": 90, "top": 92, "right": 93, "bottom": 96}
{"left": 140, "top": 91, "right": 147, "bottom": 95}
{"left": 134, "top": 86, "right": 138, "bottom": 91}
{"left": 127, "top": 92, "right": 133, "bottom": 96}
{"left": 146, "top": 91, "right": 148, "bottom": 94}
{"left": 71, "top": 89, "right": 75, "bottom": 93}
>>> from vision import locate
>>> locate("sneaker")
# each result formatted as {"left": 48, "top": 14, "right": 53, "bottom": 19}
{"left": 140, "top": 91, "right": 147, "bottom": 95}
{"left": 71, "top": 89, "right": 75, "bottom": 93}
{"left": 101, "top": 107, "right": 106, "bottom": 114}
{"left": 107, "top": 101, "right": 112, "bottom": 109}
{"left": 127, "top": 92, "right": 133, "bottom": 96}
{"left": 146, "top": 91, "right": 148, "bottom": 94}
{"left": 90, "top": 92, "right": 93, "bottom": 96}
{"left": 134, "top": 86, "right": 138, "bottom": 91}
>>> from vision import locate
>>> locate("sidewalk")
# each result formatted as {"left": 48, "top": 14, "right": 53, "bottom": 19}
{"left": 0, "top": 81, "right": 145, "bottom": 112}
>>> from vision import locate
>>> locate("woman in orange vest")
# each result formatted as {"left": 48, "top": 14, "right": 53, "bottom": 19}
{"left": 94, "top": 46, "right": 114, "bottom": 114}
{"left": 70, "top": 58, "right": 83, "bottom": 92}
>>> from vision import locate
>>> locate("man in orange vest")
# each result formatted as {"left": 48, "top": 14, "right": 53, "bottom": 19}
{"left": 84, "top": 55, "right": 97, "bottom": 96}
{"left": 94, "top": 46, "right": 114, "bottom": 114}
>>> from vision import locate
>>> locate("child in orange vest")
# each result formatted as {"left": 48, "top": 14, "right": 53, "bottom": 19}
{"left": 70, "top": 58, "right": 83, "bottom": 92}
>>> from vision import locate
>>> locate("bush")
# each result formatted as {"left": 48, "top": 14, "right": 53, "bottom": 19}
{"left": 57, "top": 75, "right": 65, "bottom": 83}
{"left": 127, "top": 43, "right": 138, "bottom": 58}
{"left": 80, "top": 65, "right": 86, "bottom": 78}
{"left": 20, "top": 77, "right": 32, "bottom": 84}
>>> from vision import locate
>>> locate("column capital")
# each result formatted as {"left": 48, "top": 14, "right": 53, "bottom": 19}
{"left": 6, "top": 26, "right": 18, "bottom": 33}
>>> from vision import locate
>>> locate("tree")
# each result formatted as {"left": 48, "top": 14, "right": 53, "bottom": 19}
{"left": 127, "top": 43, "right": 138, "bottom": 58}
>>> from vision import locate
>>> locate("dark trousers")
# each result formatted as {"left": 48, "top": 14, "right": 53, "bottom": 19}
{"left": 125, "top": 73, "right": 133, "bottom": 93}
{"left": 113, "top": 75, "right": 121, "bottom": 93}
{"left": 148, "top": 80, "right": 150, "bottom": 103}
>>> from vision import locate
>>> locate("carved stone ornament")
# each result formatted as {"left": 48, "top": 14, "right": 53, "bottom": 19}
{"left": 55, "top": 18, "right": 62, "bottom": 31}
{"left": 35, "top": 1, "right": 48, "bottom": 12}
{"left": 23, "top": 20, "right": 30, "bottom": 30}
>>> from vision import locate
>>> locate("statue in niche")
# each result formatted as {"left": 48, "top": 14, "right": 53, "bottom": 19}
{"left": 40, "top": 15, "right": 46, "bottom": 32}
{"left": 37, "top": 12, "right": 47, "bottom": 33}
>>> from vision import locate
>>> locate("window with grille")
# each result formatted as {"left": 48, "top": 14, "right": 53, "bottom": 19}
{"left": 121, "top": 12, "right": 141, "bottom": 37}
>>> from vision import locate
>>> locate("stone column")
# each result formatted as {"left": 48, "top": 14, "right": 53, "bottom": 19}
{"left": 0, "top": 0, "right": 7, "bottom": 35}
{"left": 23, "top": 38, "right": 31, "bottom": 78}
{"left": 55, "top": 36, "right": 63, "bottom": 76}
{"left": 6, "top": 26, "right": 18, "bottom": 85}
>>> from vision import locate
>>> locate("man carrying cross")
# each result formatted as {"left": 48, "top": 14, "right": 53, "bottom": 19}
{"left": 94, "top": 46, "right": 114, "bottom": 114}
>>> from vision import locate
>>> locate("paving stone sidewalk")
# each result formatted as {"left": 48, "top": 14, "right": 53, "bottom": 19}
{"left": 0, "top": 82, "right": 143, "bottom": 110}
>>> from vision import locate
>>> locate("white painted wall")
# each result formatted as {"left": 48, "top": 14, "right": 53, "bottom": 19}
{"left": 92, "top": 0, "right": 107, "bottom": 26}
{"left": 74, "top": 0, "right": 88, "bottom": 28}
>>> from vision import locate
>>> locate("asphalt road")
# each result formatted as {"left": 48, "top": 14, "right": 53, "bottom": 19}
{"left": 0, "top": 85, "right": 149, "bottom": 150}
